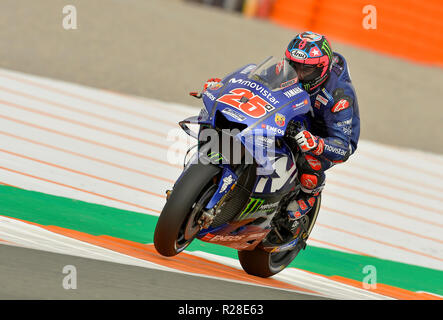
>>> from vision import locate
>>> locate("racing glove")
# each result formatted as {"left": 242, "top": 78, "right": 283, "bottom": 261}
{"left": 190, "top": 78, "right": 222, "bottom": 98}
{"left": 203, "top": 78, "right": 221, "bottom": 91}
{"left": 295, "top": 130, "right": 324, "bottom": 155}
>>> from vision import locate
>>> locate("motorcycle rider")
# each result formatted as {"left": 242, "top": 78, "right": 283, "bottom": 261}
{"left": 202, "top": 31, "right": 360, "bottom": 226}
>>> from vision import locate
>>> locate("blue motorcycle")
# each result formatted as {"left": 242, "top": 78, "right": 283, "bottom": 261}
{"left": 154, "top": 57, "right": 321, "bottom": 277}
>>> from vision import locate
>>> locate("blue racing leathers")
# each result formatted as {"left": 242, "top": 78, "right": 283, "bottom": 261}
{"left": 294, "top": 52, "right": 360, "bottom": 194}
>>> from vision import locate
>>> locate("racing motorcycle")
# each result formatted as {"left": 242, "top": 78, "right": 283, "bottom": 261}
{"left": 154, "top": 57, "right": 321, "bottom": 278}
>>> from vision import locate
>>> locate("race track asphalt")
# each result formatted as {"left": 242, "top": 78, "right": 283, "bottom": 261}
{"left": 0, "top": 244, "right": 325, "bottom": 300}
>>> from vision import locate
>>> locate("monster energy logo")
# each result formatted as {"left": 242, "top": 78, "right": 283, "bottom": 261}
{"left": 239, "top": 198, "right": 264, "bottom": 219}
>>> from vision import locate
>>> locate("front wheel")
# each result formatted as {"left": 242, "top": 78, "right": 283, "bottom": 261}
{"left": 154, "top": 163, "right": 220, "bottom": 257}
{"left": 238, "top": 193, "right": 321, "bottom": 277}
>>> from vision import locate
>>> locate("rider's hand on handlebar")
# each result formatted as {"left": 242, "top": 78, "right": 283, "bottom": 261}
{"left": 189, "top": 78, "right": 221, "bottom": 98}
{"left": 203, "top": 78, "right": 221, "bottom": 91}
{"left": 295, "top": 130, "right": 324, "bottom": 155}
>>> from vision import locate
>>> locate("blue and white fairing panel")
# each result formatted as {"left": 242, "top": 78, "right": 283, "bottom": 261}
{"left": 200, "top": 61, "right": 311, "bottom": 193}
{"left": 202, "top": 63, "right": 312, "bottom": 132}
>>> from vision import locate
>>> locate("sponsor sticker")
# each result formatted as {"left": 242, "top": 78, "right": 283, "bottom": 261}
{"left": 283, "top": 86, "right": 303, "bottom": 99}
{"left": 316, "top": 94, "right": 328, "bottom": 105}
{"left": 273, "top": 238, "right": 299, "bottom": 252}
{"left": 228, "top": 78, "right": 280, "bottom": 105}
{"left": 321, "top": 88, "right": 333, "bottom": 100}
{"left": 257, "top": 202, "right": 279, "bottom": 213}
{"left": 293, "top": 99, "right": 308, "bottom": 110}
{"left": 342, "top": 126, "right": 352, "bottom": 135}
{"left": 210, "top": 235, "right": 246, "bottom": 242}
{"left": 280, "top": 78, "right": 298, "bottom": 89}
{"left": 331, "top": 99, "right": 350, "bottom": 113}
{"left": 255, "top": 135, "right": 274, "bottom": 147}
{"left": 291, "top": 49, "right": 308, "bottom": 60}
{"left": 239, "top": 197, "right": 265, "bottom": 219}
{"left": 219, "top": 175, "right": 234, "bottom": 193}
{"left": 221, "top": 108, "right": 246, "bottom": 122}
{"left": 201, "top": 233, "right": 215, "bottom": 241}
{"left": 324, "top": 144, "right": 347, "bottom": 156}
{"left": 203, "top": 90, "right": 216, "bottom": 101}
{"left": 275, "top": 113, "right": 286, "bottom": 127}
{"left": 265, "top": 124, "right": 285, "bottom": 135}
{"left": 212, "top": 230, "right": 270, "bottom": 243}
{"left": 337, "top": 119, "right": 352, "bottom": 126}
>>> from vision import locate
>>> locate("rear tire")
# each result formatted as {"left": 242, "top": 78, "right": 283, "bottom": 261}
{"left": 154, "top": 163, "right": 220, "bottom": 257}
{"left": 238, "top": 247, "right": 300, "bottom": 278}
{"left": 238, "top": 194, "right": 321, "bottom": 277}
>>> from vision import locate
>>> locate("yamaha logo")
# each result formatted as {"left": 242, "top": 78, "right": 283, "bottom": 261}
{"left": 291, "top": 49, "right": 308, "bottom": 60}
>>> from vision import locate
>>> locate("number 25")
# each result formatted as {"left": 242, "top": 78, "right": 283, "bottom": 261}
{"left": 218, "top": 88, "right": 268, "bottom": 118}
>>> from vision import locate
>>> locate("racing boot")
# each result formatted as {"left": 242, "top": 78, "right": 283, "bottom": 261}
{"left": 286, "top": 191, "right": 320, "bottom": 236}
{"left": 287, "top": 191, "right": 319, "bottom": 221}
{"left": 287, "top": 169, "right": 325, "bottom": 220}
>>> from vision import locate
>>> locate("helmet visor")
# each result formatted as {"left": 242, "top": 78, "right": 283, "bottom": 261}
{"left": 287, "top": 59, "right": 323, "bottom": 82}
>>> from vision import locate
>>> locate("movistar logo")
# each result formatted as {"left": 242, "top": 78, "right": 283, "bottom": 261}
{"left": 228, "top": 78, "right": 280, "bottom": 104}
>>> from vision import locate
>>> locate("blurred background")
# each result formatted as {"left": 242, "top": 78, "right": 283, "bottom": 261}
{"left": 0, "top": 0, "right": 442, "bottom": 153}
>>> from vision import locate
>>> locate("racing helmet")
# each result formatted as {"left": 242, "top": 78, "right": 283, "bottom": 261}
{"left": 284, "top": 31, "right": 333, "bottom": 92}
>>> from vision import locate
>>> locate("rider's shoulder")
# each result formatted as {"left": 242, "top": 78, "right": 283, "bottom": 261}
{"left": 325, "top": 53, "right": 356, "bottom": 96}
{"left": 310, "top": 53, "right": 356, "bottom": 112}
{"left": 330, "top": 52, "right": 353, "bottom": 85}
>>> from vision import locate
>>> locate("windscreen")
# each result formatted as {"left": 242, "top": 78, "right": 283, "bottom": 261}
{"left": 248, "top": 56, "right": 299, "bottom": 91}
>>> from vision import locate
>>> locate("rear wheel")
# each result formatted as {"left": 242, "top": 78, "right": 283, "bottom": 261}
{"left": 238, "top": 194, "right": 321, "bottom": 277}
{"left": 154, "top": 163, "right": 220, "bottom": 256}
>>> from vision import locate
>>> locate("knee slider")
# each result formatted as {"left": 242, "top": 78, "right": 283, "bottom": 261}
{"left": 300, "top": 173, "right": 319, "bottom": 190}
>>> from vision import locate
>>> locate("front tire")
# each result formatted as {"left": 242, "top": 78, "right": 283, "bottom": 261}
{"left": 154, "top": 163, "right": 220, "bottom": 257}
